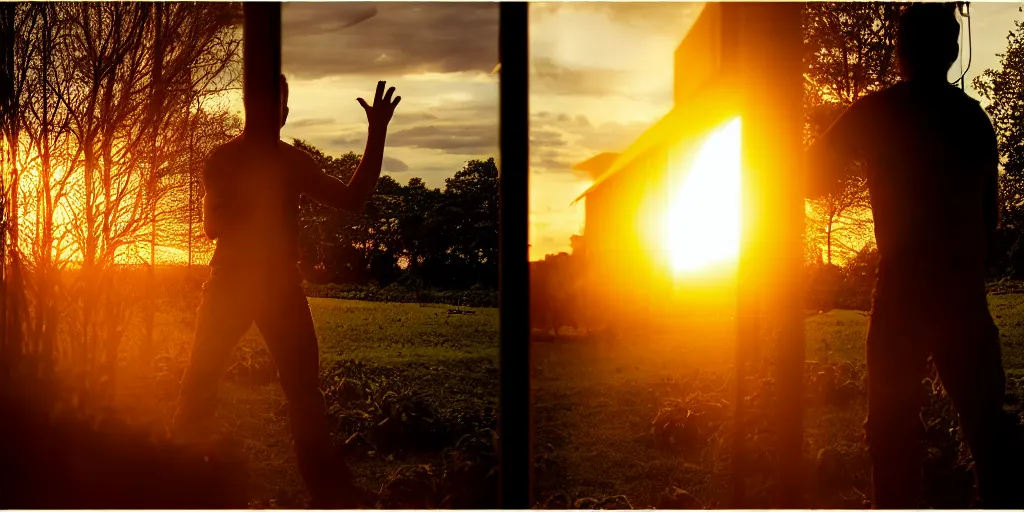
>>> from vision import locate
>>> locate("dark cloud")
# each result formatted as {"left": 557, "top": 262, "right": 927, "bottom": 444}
{"left": 530, "top": 2, "right": 702, "bottom": 37}
{"left": 333, "top": 123, "right": 497, "bottom": 155}
{"left": 394, "top": 111, "right": 440, "bottom": 124}
{"left": 282, "top": 2, "right": 498, "bottom": 79}
{"left": 531, "top": 57, "right": 624, "bottom": 97}
{"left": 529, "top": 128, "right": 567, "bottom": 148}
{"left": 530, "top": 111, "right": 651, "bottom": 175}
{"left": 382, "top": 155, "right": 409, "bottom": 172}
{"left": 287, "top": 117, "right": 335, "bottom": 129}
{"left": 531, "top": 147, "right": 576, "bottom": 173}
{"left": 387, "top": 124, "right": 497, "bottom": 155}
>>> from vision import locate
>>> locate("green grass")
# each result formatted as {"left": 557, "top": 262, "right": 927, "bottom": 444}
{"left": 115, "top": 297, "right": 499, "bottom": 508}
{"left": 532, "top": 293, "right": 1024, "bottom": 508}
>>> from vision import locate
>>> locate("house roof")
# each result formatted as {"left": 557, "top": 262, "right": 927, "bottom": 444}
{"left": 572, "top": 152, "right": 620, "bottom": 180}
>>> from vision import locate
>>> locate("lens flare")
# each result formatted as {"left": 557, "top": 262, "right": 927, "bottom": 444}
{"left": 666, "top": 117, "right": 742, "bottom": 274}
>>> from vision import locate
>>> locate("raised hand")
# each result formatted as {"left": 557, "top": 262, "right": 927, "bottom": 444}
{"left": 357, "top": 81, "right": 401, "bottom": 132}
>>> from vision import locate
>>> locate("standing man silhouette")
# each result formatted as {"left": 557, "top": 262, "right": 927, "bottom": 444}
{"left": 173, "top": 76, "right": 400, "bottom": 507}
{"left": 807, "top": 3, "right": 1021, "bottom": 508}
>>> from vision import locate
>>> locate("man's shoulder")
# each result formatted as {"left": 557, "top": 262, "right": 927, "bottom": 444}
{"left": 279, "top": 140, "right": 323, "bottom": 182}
{"left": 839, "top": 87, "right": 895, "bottom": 122}
{"left": 279, "top": 140, "right": 318, "bottom": 163}
{"left": 207, "top": 136, "right": 246, "bottom": 164}
{"left": 856, "top": 84, "right": 906, "bottom": 109}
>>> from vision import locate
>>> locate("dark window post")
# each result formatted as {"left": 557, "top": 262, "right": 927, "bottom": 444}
{"left": 736, "top": 2, "right": 805, "bottom": 507}
{"left": 498, "top": 2, "right": 531, "bottom": 508}
{"left": 766, "top": 4, "right": 806, "bottom": 505}
{"left": 243, "top": 3, "right": 281, "bottom": 147}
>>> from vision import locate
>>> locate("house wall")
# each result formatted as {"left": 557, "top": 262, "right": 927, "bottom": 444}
{"left": 583, "top": 144, "right": 672, "bottom": 330}
{"left": 578, "top": 2, "right": 796, "bottom": 333}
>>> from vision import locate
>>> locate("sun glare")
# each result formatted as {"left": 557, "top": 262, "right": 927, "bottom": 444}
{"left": 666, "top": 117, "right": 742, "bottom": 274}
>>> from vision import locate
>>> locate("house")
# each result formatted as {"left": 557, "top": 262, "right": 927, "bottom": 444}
{"left": 570, "top": 3, "right": 802, "bottom": 331}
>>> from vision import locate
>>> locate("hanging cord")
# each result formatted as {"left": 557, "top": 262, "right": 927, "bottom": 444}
{"left": 952, "top": 2, "right": 972, "bottom": 89}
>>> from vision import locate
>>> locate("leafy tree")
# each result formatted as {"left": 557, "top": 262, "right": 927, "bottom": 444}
{"left": 974, "top": 13, "right": 1024, "bottom": 276}
{"left": 359, "top": 175, "right": 404, "bottom": 286}
{"left": 441, "top": 158, "right": 499, "bottom": 288}
{"left": 292, "top": 139, "right": 367, "bottom": 284}
{"left": 291, "top": 142, "right": 498, "bottom": 290}
{"left": 802, "top": 2, "right": 905, "bottom": 266}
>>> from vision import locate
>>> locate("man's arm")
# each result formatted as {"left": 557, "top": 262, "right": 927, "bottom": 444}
{"left": 302, "top": 81, "right": 401, "bottom": 213}
{"left": 301, "top": 128, "right": 388, "bottom": 213}
{"left": 806, "top": 98, "right": 873, "bottom": 199}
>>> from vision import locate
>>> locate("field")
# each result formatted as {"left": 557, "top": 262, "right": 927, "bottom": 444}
{"left": 112, "top": 293, "right": 500, "bottom": 508}
{"left": 532, "top": 292, "right": 1024, "bottom": 509}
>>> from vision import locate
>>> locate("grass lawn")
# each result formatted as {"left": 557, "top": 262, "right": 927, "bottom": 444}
{"left": 114, "top": 297, "right": 499, "bottom": 508}
{"left": 532, "top": 292, "right": 1024, "bottom": 508}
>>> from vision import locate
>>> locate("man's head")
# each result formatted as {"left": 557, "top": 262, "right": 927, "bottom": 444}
{"left": 279, "top": 74, "right": 290, "bottom": 128}
{"left": 896, "top": 3, "right": 961, "bottom": 81}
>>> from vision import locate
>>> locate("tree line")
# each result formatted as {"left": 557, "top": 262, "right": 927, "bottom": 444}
{"left": 293, "top": 140, "right": 499, "bottom": 291}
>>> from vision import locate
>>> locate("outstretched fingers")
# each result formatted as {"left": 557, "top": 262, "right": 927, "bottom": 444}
{"left": 392, "top": 96, "right": 402, "bottom": 108}
{"left": 374, "top": 80, "right": 386, "bottom": 104}
{"left": 383, "top": 86, "right": 396, "bottom": 104}
{"left": 356, "top": 97, "right": 370, "bottom": 112}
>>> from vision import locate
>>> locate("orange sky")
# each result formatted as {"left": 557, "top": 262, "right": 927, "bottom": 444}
{"left": 527, "top": 2, "right": 1022, "bottom": 262}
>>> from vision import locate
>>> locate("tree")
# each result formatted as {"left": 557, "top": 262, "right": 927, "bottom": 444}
{"left": 975, "top": 14, "right": 1024, "bottom": 276}
{"left": 397, "top": 177, "right": 443, "bottom": 278}
{"left": 140, "top": 2, "right": 241, "bottom": 359}
{"left": 0, "top": 2, "right": 244, "bottom": 403}
{"left": 804, "top": 176, "right": 873, "bottom": 266}
{"left": 802, "top": 2, "right": 905, "bottom": 266}
{"left": 290, "top": 141, "right": 499, "bottom": 290}
{"left": 293, "top": 140, "right": 384, "bottom": 285}
{"left": 442, "top": 158, "right": 499, "bottom": 288}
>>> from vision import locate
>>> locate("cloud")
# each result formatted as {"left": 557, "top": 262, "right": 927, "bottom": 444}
{"left": 394, "top": 111, "right": 440, "bottom": 123}
{"left": 531, "top": 57, "right": 625, "bottom": 97}
{"left": 387, "top": 124, "right": 498, "bottom": 154}
{"left": 530, "top": 2, "right": 702, "bottom": 37}
{"left": 287, "top": 117, "right": 335, "bottom": 129}
{"left": 335, "top": 123, "right": 497, "bottom": 155}
{"left": 282, "top": 2, "right": 498, "bottom": 79}
{"left": 531, "top": 147, "right": 577, "bottom": 173}
{"left": 529, "top": 128, "right": 568, "bottom": 148}
{"left": 382, "top": 155, "right": 409, "bottom": 172}
{"left": 530, "top": 111, "right": 650, "bottom": 174}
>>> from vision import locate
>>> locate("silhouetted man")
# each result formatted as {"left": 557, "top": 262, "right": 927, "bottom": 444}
{"left": 173, "top": 75, "right": 400, "bottom": 507}
{"left": 807, "top": 3, "right": 1021, "bottom": 508}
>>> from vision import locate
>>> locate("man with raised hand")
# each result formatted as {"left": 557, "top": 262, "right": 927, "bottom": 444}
{"left": 175, "top": 76, "right": 400, "bottom": 507}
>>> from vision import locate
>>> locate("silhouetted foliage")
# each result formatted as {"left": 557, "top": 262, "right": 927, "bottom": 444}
{"left": 802, "top": 3, "right": 905, "bottom": 266}
{"left": 805, "top": 244, "right": 880, "bottom": 312}
{"left": 530, "top": 250, "right": 584, "bottom": 335}
{"left": 292, "top": 140, "right": 498, "bottom": 291}
{"left": 976, "top": 16, "right": 1024, "bottom": 278}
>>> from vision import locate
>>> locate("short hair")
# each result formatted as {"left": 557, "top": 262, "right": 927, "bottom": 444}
{"left": 897, "top": 3, "right": 961, "bottom": 75}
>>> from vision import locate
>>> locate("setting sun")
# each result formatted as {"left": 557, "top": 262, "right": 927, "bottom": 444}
{"left": 666, "top": 117, "right": 742, "bottom": 274}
